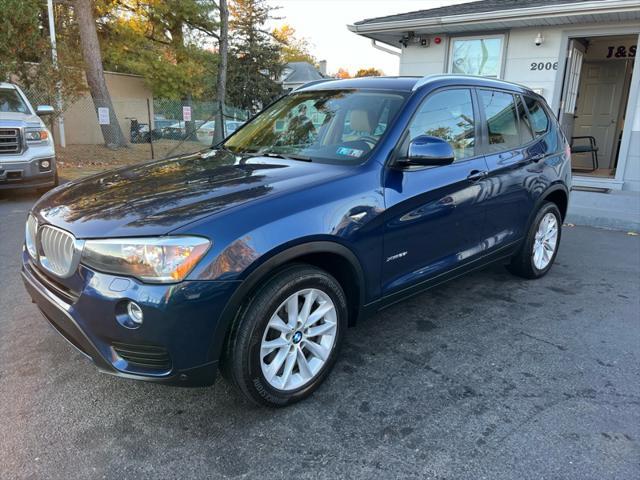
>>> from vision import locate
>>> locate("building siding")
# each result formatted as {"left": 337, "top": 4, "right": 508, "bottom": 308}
{"left": 55, "top": 72, "right": 153, "bottom": 145}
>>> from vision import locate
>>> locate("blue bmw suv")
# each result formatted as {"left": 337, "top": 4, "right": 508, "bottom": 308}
{"left": 22, "top": 75, "right": 571, "bottom": 406}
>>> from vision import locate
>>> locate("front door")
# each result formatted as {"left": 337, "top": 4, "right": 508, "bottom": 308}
{"left": 381, "top": 88, "right": 490, "bottom": 296}
{"left": 573, "top": 61, "right": 627, "bottom": 170}
{"left": 559, "top": 39, "right": 586, "bottom": 138}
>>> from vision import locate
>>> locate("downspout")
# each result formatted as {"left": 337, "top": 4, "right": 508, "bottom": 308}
{"left": 370, "top": 39, "right": 401, "bottom": 57}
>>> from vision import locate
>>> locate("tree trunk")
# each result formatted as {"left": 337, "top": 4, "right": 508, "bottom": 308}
{"left": 75, "top": 0, "right": 127, "bottom": 148}
{"left": 212, "top": 0, "right": 229, "bottom": 146}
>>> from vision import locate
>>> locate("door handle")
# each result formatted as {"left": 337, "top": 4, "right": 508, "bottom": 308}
{"left": 531, "top": 154, "right": 545, "bottom": 163}
{"left": 467, "top": 170, "right": 488, "bottom": 181}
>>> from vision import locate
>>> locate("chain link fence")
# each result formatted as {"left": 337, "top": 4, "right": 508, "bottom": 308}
{"left": 22, "top": 87, "right": 250, "bottom": 181}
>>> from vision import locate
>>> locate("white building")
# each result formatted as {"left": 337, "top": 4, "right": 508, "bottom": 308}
{"left": 349, "top": 0, "right": 640, "bottom": 226}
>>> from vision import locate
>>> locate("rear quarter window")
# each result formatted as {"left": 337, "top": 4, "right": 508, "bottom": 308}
{"left": 524, "top": 96, "right": 550, "bottom": 136}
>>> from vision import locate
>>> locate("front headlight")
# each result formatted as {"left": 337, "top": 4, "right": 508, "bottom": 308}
{"left": 25, "top": 128, "right": 49, "bottom": 143}
{"left": 81, "top": 236, "right": 211, "bottom": 283}
{"left": 25, "top": 214, "right": 38, "bottom": 259}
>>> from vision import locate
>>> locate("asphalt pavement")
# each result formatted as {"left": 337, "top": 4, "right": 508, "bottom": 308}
{"left": 1, "top": 189, "right": 639, "bottom": 480}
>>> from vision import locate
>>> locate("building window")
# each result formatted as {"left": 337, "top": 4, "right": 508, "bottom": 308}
{"left": 448, "top": 35, "right": 505, "bottom": 78}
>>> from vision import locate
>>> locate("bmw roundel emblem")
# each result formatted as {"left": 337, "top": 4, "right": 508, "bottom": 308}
{"left": 292, "top": 331, "right": 303, "bottom": 344}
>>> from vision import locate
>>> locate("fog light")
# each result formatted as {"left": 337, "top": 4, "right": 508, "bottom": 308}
{"left": 127, "top": 301, "right": 144, "bottom": 325}
{"left": 39, "top": 159, "right": 52, "bottom": 172}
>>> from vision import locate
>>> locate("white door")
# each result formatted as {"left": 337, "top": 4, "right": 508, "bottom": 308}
{"left": 559, "top": 40, "right": 586, "bottom": 138}
{"left": 573, "top": 61, "right": 627, "bottom": 170}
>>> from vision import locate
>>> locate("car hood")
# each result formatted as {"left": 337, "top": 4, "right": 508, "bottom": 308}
{"left": 0, "top": 112, "right": 43, "bottom": 127}
{"left": 32, "top": 149, "right": 348, "bottom": 238}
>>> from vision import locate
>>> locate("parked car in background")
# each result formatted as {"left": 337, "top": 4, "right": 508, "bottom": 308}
{"left": 22, "top": 76, "right": 571, "bottom": 407}
{"left": 161, "top": 120, "right": 205, "bottom": 140}
{"left": 152, "top": 117, "right": 178, "bottom": 132}
{"left": 196, "top": 120, "right": 245, "bottom": 144}
{"left": 0, "top": 82, "right": 58, "bottom": 191}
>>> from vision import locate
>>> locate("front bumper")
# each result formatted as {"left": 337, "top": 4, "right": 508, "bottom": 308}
{"left": 0, "top": 155, "right": 56, "bottom": 189}
{"left": 21, "top": 252, "right": 240, "bottom": 387}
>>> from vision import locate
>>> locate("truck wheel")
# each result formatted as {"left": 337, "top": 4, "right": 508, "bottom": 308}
{"left": 224, "top": 264, "right": 347, "bottom": 407}
{"left": 508, "top": 202, "right": 562, "bottom": 279}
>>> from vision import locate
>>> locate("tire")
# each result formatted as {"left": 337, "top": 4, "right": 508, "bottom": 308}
{"left": 224, "top": 264, "right": 348, "bottom": 407}
{"left": 508, "top": 202, "right": 562, "bottom": 279}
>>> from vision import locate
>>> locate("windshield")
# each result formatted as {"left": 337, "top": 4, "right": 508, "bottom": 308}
{"left": 0, "top": 89, "right": 29, "bottom": 114}
{"left": 224, "top": 89, "right": 407, "bottom": 163}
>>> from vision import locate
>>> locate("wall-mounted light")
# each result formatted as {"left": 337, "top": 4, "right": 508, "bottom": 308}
{"left": 535, "top": 32, "right": 544, "bottom": 47}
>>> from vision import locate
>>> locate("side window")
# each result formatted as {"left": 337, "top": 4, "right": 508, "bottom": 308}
{"left": 516, "top": 95, "right": 534, "bottom": 143}
{"left": 478, "top": 90, "right": 520, "bottom": 152}
{"left": 407, "top": 88, "right": 476, "bottom": 162}
{"left": 523, "top": 96, "right": 550, "bottom": 137}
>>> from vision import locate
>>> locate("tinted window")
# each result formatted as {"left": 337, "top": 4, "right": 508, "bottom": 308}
{"left": 479, "top": 90, "right": 520, "bottom": 152}
{"left": 524, "top": 96, "right": 550, "bottom": 136}
{"left": 516, "top": 96, "right": 534, "bottom": 143}
{"left": 407, "top": 89, "right": 476, "bottom": 161}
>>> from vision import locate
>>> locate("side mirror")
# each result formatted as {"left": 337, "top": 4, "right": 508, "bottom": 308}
{"left": 36, "top": 105, "right": 55, "bottom": 116}
{"left": 402, "top": 135, "right": 455, "bottom": 166}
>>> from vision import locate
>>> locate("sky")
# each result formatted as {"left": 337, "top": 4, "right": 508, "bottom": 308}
{"left": 266, "top": 0, "right": 472, "bottom": 76}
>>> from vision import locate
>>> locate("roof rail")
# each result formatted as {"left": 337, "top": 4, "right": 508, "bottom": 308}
{"left": 412, "top": 74, "right": 537, "bottom": 93}
{"left": 292, "top": 78, "right": 336, "bottom": 92}
{"left": 411, "top": 74, "right": 442, "bottom": 91}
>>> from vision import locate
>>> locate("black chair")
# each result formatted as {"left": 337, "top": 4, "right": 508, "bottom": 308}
{"left": 571, "top": 136, "right": 599, "bottom": 172}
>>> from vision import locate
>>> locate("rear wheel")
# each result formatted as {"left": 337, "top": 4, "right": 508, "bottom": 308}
{"left": 224, "top": 264, "right": 347, "bottom": 407}
{"left": 508, "top": 202, "right": 562, "bottom": 279}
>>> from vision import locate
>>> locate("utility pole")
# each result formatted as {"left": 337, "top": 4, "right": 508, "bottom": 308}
{"left": 47, "top": 0, "right": 66, "bottom": 147}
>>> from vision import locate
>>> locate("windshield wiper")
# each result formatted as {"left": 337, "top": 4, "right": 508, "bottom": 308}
{"left": 253, "top": 151, "right": 312, "bottom": 162}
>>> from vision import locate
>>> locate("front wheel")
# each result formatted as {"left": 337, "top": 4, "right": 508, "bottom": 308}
{"left": 224, "top": 264, "right": 347, "bottom": 407}
{"left": 508, "top": 202, "right": 562, "bottom": 279}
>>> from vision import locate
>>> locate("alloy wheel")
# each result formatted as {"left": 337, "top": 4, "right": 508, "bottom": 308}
{"left": 532, "top": 212, "right": 559, "bottom": 270}
{"left": 260, "top": 288, "right": 337, "bottom": 391}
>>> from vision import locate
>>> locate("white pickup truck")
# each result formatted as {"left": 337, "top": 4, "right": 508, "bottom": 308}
{"left": 0, "top": 82, "right": 58, "bottom": 191}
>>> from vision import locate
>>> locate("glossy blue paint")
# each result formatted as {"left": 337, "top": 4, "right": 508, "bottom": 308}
{"left": 23, "top": 75, "right": 570, "bottom": 386}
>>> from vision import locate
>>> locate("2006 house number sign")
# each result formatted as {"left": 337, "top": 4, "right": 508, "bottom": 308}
{"left": 530, "top": 61, "right": 558, "bottom": 71}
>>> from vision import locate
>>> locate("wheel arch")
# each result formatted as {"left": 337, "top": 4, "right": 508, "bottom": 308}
{"left": 529, "top": 183, "right": 569, "bottom": 228}
{"left": 210, "top": 241, "right": 366, "bottom": 364}
{"left": 541, "top": 184, "right": 569, "bottom": 221}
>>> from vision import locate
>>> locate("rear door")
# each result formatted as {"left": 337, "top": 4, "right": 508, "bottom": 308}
{"left": 381, "top": 87, "right": 490, "bottom": 295}
{"left": 479, "top": 89, "right": 542, "bottom": 249}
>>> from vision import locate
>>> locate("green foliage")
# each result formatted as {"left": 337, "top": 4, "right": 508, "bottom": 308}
{"left": 99, "top": 0, "right": 220, "bottom": 100}
{"left": 2, "top": 0, "right": 293, "bottom": 109}
{"left": 226, "top": 0, "right": 284, "bottom": 112}
{"left": 0, "top": 0, "right": 86, "bottom": 112}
